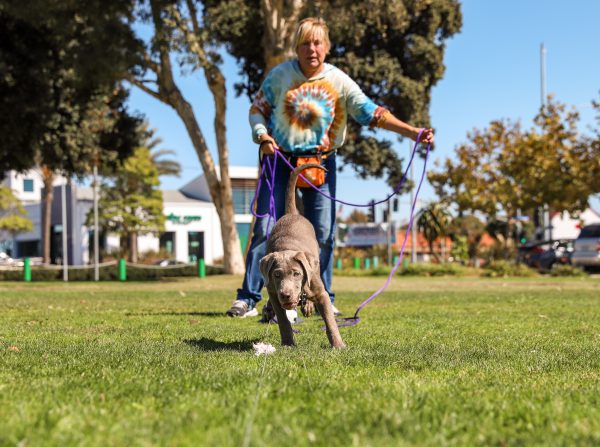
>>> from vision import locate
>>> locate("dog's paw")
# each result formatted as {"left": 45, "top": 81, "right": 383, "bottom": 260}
{"left": 301, "top": 300, "right": 314, "bottom": 317}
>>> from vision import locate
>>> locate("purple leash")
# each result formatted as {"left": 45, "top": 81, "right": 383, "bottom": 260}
{"left": 250, "top": 154, "right": 279, "bottom": 237}
{"left": 251, "top": 131, "right": 430, "bottom": 328}
{"left": 336, "top": 138, "right": 431, "bottom": 327}
{"left": 273, "top": 138, "right": 420, "bottom": 209}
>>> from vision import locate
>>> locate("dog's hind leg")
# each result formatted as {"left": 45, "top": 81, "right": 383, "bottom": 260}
{"left": 269, "top": 296, "right": 295, "bottom": 346}
{"left": 315, "top": 292, "right": 345, "bottom": 349}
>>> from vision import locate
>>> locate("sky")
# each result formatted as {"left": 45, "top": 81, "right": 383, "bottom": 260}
{"left": 127, "top": 0, "right": 600, "bottom": 225}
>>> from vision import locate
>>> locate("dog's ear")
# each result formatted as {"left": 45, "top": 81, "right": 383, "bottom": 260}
{"left": 259, "top": 253, "right": 278, "bottom": 287}
{"left": 293, "top": 251, "right": 316, "bottom": 291}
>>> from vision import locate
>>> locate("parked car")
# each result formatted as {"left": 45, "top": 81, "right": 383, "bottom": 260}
{"left": 572, "top": 224, "right": 600, "bottom": 271}
{"left": 518, "top": 239, "right": 573, "bottom": 272}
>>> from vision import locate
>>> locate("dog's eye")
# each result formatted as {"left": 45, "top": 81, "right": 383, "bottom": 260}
{"left": 293, "top": 271, "right": 301, "bottom": 277}
{"left": 274, "top": 271, "right": 282, "bottom": 278}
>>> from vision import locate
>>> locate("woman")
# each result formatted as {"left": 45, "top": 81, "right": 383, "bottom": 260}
{"left": 227, "top": 17, "right": 434, "bottom": 318}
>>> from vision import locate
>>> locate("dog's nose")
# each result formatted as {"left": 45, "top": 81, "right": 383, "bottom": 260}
{"left": 280, "top": 291, "right": 291, "bottom": 301}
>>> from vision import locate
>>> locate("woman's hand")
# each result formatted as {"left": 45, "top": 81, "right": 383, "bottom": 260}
{"left": 258, "top": 134, "right": 278, "bottom": 155}
{"left": 416, "top": 128, "right": 434, "bottom": 145}
{"left": 380, "top": 115, "right": 434, "bottom": 146}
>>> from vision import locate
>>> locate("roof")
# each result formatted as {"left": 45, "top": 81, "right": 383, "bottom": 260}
{"left": 162, "top": 190, "right": 211, "bottom": 204}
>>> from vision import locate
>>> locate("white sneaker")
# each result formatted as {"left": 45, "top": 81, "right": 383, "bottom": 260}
{"left": 331, "top": 304, "right": 342, "bottom": 317}
{"left": 226, "top": 300, "right": 259, "bottom": 318}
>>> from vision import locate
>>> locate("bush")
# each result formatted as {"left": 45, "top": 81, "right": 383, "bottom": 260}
{"left": 335, "top": 262, "right": 468, "bottom": 277}
{"left": 550, "top": 265, "right": 589, "bottom": 277}
{"left": 397, "top": 262, "right": 467, "bottom": 277}
{"left": 482, "top": 260, "right": 537, "bottom": 277}
{"left": 0, "top": 262, "right": 223, "bottom": 281}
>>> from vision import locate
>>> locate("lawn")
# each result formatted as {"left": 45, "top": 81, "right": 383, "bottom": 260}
{"left": 1, "top": 275, "right": 599, "bottom": 446}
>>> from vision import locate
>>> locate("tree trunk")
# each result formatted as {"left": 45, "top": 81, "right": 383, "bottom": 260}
{"left": 120, "top": 233, "right": 128, "bottom": 261}
{"left": 41, "top": 166, "right": 54, "bottom": 264}
{"left": 260, "top": 0, "right": 305, "bottom": 70}
{"left": 428, "top": 240, "right": 439, "bottom": 263}
{"left": 129, "top": 232, "right": 138, "bottom": 263}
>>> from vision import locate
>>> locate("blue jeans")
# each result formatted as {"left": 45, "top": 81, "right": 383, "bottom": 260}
{"left": 236, "top": 153, "right": 337, "bottom": 309}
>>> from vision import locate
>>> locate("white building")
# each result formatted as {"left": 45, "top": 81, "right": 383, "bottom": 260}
{"left": 550, "top": 208, "right": 600, "bottom": 239}
{"left": 1, "top": 167, "right": 259, "bottom": 265}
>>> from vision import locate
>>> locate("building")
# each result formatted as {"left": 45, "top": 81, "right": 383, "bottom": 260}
{"left": 1, "top": 167, "right": 258, "bottom": 265}
{"left": 550, "top": 208, "right": 600, "bottom": 239}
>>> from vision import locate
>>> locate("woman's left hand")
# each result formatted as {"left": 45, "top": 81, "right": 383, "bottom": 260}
{"left": 416, "top": 128, "right": 434, "bottom": 145}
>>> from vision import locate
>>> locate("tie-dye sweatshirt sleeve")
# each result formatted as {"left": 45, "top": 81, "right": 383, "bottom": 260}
{"left": 249, "top": 61, "right": 390, "bottom": 154}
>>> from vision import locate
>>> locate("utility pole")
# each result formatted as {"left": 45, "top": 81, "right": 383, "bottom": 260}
{"left": 540, "top": 43, "right": 552, "bottom": 242}
{"left": 93, "top": 163, "right": 100, "bottom": 281}
{"left": 61, "top": 177, "right": 68, "bottom": 281}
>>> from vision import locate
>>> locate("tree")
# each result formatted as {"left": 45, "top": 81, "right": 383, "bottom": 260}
{"left": 96, "top": 147, "right": 166, "bottom": 263}
{"left": 0, "top": 186, "right": 33, "bottom": 254}
{"left": 448, "top": 215, "right": 485, "bottom": 266}
{"left": 202, "top": 0, "right": 462, "bottom": 187}
{"left": 0, "top": 1, "right": 142, "bottom": 174}
{"left": 416, "top": 201, "right": 450, "bottom": 262}
{"left": 1, "top": 2, "right": 144, "bottom": 263}
{"left": 38, "top": 88, "right": 144, "bottom": 264}
{"left": 129, "top": 0, "right": 245, "bottom": 274}
{"left": 144, "top": 128, "right": 183, "bottom": 178}
{"left": 343, "top": 209, "right": 370, "bottom": 224}
{"left": 429, "top": 96, "right": 600, "bottom": 251}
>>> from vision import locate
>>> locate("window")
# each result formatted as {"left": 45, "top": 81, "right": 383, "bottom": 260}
{"left": 579, "top": 225, "right": 600, "bottom": 239}
{"left": 160, "top": 232, "right": 175, "bottom": 254}
{"left": 232, "top": 187, "right": 254, "bottom": 214}
{"left": 188, "top": 232, "right": 204, "bottom": 262}
{"left": 23, "top": 179, "right": 34, "bottom": 192}
{"left": 16, "top": 240, "right": 40, "bottom": 257}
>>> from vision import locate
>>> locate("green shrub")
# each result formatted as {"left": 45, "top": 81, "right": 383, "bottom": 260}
{"left": 397, "top": 262, "right": 466, "bottom": 277}
{"left": 550, "top": 265, "right": 588, "bottom": 277}
{"left": 0, "top": 263, "right": 223, "bottom": 281}
{"left": 482, "top": 260, "right": 537, "bottom": 277}
{"left": 335, "top": 262, "right": 468, "bottom": 277}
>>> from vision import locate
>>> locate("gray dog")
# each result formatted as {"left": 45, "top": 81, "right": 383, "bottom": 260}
{"left": 259, "top": 164, "right": 345, "bottom": 349}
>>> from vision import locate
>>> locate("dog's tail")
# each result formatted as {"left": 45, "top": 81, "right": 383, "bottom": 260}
{"left": 285, "top": 163, "right": 327, "bottom": 215}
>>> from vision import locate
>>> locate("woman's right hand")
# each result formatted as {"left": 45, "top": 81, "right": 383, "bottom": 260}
{"left": 259, "top": 134, "right": 278, "bottom": 155}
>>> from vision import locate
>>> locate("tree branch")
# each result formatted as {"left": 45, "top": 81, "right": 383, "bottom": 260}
{"left": 128, "top": 76, "right": 162, "bottom": 102}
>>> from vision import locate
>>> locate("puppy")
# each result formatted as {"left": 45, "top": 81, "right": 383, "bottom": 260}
{"left": 259, "top": 164, "right": 345, "bottom": 348}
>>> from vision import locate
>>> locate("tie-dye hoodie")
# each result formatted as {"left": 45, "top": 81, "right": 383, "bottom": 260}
{"left": 249, "top": 60, "right": 389, "bottom": 155}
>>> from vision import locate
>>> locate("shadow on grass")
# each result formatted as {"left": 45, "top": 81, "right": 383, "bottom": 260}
{"left": 184, "top": 337, "right": 260, "bottom": 352}
{"left": 126, "top": 311, "right": 224, "bottom": 317}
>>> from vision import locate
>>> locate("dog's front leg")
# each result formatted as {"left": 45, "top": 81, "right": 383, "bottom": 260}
{"left": 315, "top": 293, "right": 345, "bottom": 349}
{"left": 269, "top": 296, "right": 295, "bottom": 346}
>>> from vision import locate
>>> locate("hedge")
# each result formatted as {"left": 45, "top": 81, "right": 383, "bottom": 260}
{"left": 0, "top": 263, "right": 223, "bottom": 281}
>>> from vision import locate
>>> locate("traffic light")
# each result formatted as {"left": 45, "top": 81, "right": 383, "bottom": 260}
{"left": 368, "top": 200, "right": 375, "bottom": 222}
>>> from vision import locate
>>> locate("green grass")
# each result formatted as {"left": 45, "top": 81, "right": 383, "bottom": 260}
{"left": 1, "top": 276, "right": 600, "bottom": 446}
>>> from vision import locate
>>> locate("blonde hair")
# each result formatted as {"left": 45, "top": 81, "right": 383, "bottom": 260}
{"left": 293, "top": 17, "right": 331, "bottom": 54}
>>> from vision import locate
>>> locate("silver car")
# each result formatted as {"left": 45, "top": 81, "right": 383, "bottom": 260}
{"left": 572, "top": 224, "right": 600, "bottom": 270}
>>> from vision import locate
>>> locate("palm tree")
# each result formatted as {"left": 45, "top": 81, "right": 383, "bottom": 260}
{"left": 416, "top": 202, "right": 451, "bottom": 262}
{"left": 94, "top": 124, "right": 181, "bottom": 262}
{"left": 122, "top": 127, "right": 181, "bottom": 261}
{"left": 145, "top": 130, "right": 181, "bottom": 178}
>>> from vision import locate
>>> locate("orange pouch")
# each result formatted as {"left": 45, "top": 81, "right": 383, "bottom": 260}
{"left": 295, "top": 156, "right": 325, "bottom": 188}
